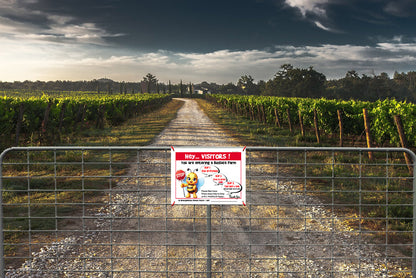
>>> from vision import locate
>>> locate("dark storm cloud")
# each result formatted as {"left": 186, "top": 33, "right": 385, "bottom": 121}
{"left": 0, "top": 0, "right": 122, "bottom": 44}
{"left": 3, "top": 0, "right": 415, "bottom": 50}
{"left": 283, "top": 0, "right": 416, "bottom": 35}
{"left": 1, "top": 0, "right": 416, "bottom": 82}
{"left": 383, "top": 0, "right": 416, "bottom": 17}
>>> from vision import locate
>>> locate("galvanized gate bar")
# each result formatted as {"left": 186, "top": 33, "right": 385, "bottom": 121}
{"left": 246, "top": 146, "right": 416, "bottom": 278}
{"left": 0, "top": 146, "right": 415, "bottom": 277}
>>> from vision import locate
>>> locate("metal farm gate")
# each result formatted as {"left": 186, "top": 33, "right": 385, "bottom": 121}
{"left": 0, "top": 146, "right": 415, "bottom": 277}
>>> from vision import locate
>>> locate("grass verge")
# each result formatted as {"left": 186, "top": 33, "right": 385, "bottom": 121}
{"left": 59, "top": 98, "right": 184, "bottom": 146}
{"left": 195, "top": 99, "right": 325, "bottom": 147}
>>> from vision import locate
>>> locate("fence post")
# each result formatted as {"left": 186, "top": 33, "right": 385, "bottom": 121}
{"left": 298, "top": 110, "right": 305, "bottom": 137}
{"left": 58, "top": 102, "right": 66, "bottom": 134}
{"left": 313, "top": 109, "right": 320, "bottom": 144}
{"left": 15, "top": 103, "right": 24, "bottom": 146}
{"left": 337, "top": 110, "right": 343, "bottom": 147}
{"left": 255, "top": 105, "right": 259, "bottom": 122}
{"left": 286, "top": 109, "right": 292, "bottom": 133}
{"left": 41, "top": 100, "right": 53, "bottom": 143}
{"left": 274, "top": 108, "right": 281, "bottom": 128}
{"left": 393, "top": 115, "right": 412, "bottom": 173}
{"left": 363, "top": 108, "right": 374, "bottom": 160}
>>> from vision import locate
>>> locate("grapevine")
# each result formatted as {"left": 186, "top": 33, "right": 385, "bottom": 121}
{"left": 207, "top": 94, "right": 416, "bottom": 147}
{"left": 0, "top": 93, "right": 172, "bottom": 147}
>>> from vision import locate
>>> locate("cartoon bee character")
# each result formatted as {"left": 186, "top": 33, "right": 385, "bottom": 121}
{"left": 181, "top": 169, "right": 203, "bottom": 198}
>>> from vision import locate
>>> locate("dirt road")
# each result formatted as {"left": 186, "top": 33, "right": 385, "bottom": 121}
{"left": 152, "top": 98, "right": 238, "bottom": 146}
{"left": 7, "top": 98, "right": 409, "bottom": 277}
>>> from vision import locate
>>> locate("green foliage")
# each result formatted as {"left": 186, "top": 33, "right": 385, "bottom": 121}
{"left": 208, "top": 94, "right": 416, "bottom": 147}
{"left": 0, "top": 93, "right": 172, "bottom": 147}
{"left": 142, "top": 73, "right": 158, "bottom": 93}
{"left": 264, "top": 64, "right": 326, "bottom": 97}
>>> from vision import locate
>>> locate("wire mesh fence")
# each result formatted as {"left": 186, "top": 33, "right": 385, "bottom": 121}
{"left": 0, "top": 146, "right": 415, "bottom": 277}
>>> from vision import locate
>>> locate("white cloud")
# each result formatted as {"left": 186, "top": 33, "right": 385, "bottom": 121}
{"left": 43, "top": 22, "right": 122, "bottom": 44}
{"left": 47, "top": 15, "right": 72, "bottom": 25}
{"left": 1, "top": 33, "right": 416, "bottom": 83}
{"left": 283, "top": 0, "right": 341, "bottom": 32}
{"left": 314, "top": 21, "right": 331, "bottom": 31}
{"left": 377, "top": 42, "right": 416, "bottom": 53}
{"left": 284, "top": 0, "right": 329, "bottom": 17}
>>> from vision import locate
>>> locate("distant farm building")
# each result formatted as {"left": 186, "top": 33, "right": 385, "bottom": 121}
{"left": 189, "top": 86, "right": 211, "bottom": 95}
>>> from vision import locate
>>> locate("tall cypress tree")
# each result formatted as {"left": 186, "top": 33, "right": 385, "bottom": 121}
{"left": 189, "top": 82, "right": 193, "bottom": 97}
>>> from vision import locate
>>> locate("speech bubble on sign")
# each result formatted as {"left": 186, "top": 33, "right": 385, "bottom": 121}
{"left": 200, "top": 165, "right": 219, "bottom": 176}
{"left": 223, "top": 181, "right": 242, "bottom": 193}
{"left": 212, "top": 173, "right": 227, "bottom": 185}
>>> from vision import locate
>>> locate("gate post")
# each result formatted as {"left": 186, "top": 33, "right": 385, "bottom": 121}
{"left": 412, "top": 150, "right": 416, "bottom": 278}
{"left": 207, "top": 205, "right": 212, "bottom": 278}
{"left": 0, "top": 151, "right": 4, "bottom": 278}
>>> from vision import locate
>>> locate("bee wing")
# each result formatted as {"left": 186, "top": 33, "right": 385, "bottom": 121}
{"left": 196, "top": 176, "right": 205, "bottom": 191}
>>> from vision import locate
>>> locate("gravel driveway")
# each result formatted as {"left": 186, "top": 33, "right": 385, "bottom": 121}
{"left": 6, "top": 98, "right": 410, "bottom": 277}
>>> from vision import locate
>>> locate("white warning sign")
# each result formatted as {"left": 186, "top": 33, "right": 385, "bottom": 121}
{"left": 171, "top": 146, "right": 246, "bottom": 205}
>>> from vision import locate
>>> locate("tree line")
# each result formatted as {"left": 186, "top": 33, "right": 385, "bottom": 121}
{"left": 0, "top": 76, "right": 169, "bottom": 95}
{"left": 2, "top": 66, "right": 416, "bottom": 101}
{"left": 232, "top": 65, "right": 416, "bottom": 102}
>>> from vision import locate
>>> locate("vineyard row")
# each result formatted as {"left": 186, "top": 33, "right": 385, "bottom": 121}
{"left": 206, "top": 94, "right": 416, "bottom": 148}
{"left": 0, "top": 93, "right": 172, "bottom": 147}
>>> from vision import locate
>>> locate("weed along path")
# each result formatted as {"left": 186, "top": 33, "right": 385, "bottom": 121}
{"left": 7, "top": 98, "right": 410, "bottom": 277}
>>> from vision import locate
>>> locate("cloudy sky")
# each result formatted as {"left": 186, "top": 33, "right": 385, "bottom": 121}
{"left": 1, "top": 0, "right": 416, "bottom": 83}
